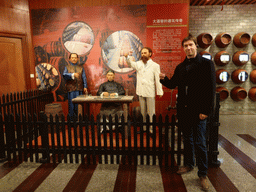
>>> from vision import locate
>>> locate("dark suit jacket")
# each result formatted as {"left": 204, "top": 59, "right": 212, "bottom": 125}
{"left": 160, "top": 54, "right": 216, "bottom": 120}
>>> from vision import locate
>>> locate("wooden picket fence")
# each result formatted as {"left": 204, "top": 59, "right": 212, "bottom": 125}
{"left": 0, "top": 89, "right": 54, "bottom": 118}
{"left": 2, "top": 113, "right": 180, "bottom": 166}
{"left": 0, "top": 91, "right": 220, "bottom": 167}
{"left": 0, "top": 89, "right": 54, "bottom": 160}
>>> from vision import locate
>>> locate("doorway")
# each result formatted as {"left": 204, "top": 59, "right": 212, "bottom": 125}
{"left": 0, "top": 35, "right": 27, "bottom": 96}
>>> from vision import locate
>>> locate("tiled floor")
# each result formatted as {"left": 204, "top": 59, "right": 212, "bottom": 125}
{"left": 0, "top": 114, "right": 256, "bottom": 191}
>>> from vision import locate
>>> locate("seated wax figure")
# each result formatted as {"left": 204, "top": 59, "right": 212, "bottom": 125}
{"left": 97, "top": 70, "right": 125, "bottom": 130}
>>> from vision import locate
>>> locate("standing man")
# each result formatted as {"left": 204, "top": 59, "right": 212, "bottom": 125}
{"left": 125, "top": 47, "right": 163, "bottom": 131}
{"left": 63, "top": 53, "right": 88, "bottom": 119}
{"left": 159, "top": 35, "right": 216, "bottom": 191}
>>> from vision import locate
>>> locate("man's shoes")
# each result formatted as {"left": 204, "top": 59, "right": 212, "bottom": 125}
{"left": 176, "top": 166, "right": 193, "bottom": 175}
{"left": 200, "top": 176, "right": 209, "bottom": 191}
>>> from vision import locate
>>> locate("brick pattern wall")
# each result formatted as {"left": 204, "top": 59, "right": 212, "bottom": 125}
{"left": 189, "top": 5, "right": 256, "bottom": 113}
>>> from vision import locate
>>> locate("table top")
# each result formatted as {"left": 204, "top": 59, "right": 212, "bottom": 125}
{"left": 72, "top": 95, "right": 134, "bottom": 103}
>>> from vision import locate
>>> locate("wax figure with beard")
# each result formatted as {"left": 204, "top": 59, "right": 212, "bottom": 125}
{"left": 124, "top": 47, "right": 163, "bottom": 132}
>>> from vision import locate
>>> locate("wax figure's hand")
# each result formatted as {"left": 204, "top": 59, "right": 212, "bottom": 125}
{"left": 84, "top": 88, "right": 87, "bottom": 94}
{"left": 103, "top": 92, "right": 109, "bottom": 96}
{"left": 74, "top": 73, "right": 80, "bottom": 78}
{"left": 159, "top": 73, "right": 166, "bottom": 80}
{"left": 199, "top": 114, "right": 208, "bottom": 120}
{"left": 124, "top": 51, "right": 133, "bottom": 58}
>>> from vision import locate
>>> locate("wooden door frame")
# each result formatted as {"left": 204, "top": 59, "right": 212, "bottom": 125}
{"left": 0, "top": 32, "right": 31, "bottom": 90}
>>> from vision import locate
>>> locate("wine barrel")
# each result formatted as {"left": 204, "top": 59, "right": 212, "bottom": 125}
{"left": 216, "top": 69, "right": 230, "bottom": 84}
{"left": 214, "top": 51, "right": 230, "bottom": 66}
{"left": 231, "top": 86, "right": 247, "bottom": 101}
{"left": 197, "top": 33, "right": 213, "bottom": 48}
{"left": 252, "top": 33, "right": 256, "bottom": 47}
{"left": 45, "top": 103, "right": 64, "bottom": 121}
{"left": 200, "top": 51, "right": 212, "bottom": 60}
{"left": 36, "top": 78, "right": 41, "bottom": 87}
{"left": 216, "top": 87, "right": 229, "bottom": 101}
{"left": 251, "top": 52, "right": 256, "bottom": 66}
{"left": 232, "top": 51, "right": 249, "bottom": 66}
{"left": 233, "top": 32, "right": 250, "bottom": 48}
{"left": 34, "top": 46, "right": 48, "bottom": 65}
{"left": 249, "top": 87, "right": 256, "bottom": 101}
{"left": 43, "top": 41, "right": 65, "bottom": 57}
{"left": 250, "top": 70, "right": 256, "bottom": 84}
{"left": 215, "top": 32, "right": 232, "bottom": 48}
{"left": 231, "top": 69, "right": 248, "bottom": 84}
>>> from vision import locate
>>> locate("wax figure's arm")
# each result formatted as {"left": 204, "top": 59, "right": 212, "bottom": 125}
{"left": 154, "top": 64, "right": 163, "bottom": 96}
{"left": 63, "top": 67, "right": 74, "bottom": 80}
{"left": 125, "top": 55, "right": 138, "bottom": 70}
{"left": 97, "top": 84, "right": 105, "bottom": 96}
{"left": 116, "top": 83, "right": 125, "bottom": 95}
{"left": 82, "top": 68, "right": 88, "bottom": 93}
{"left": 160, "top": 66, "right": 179, "bottom": 89}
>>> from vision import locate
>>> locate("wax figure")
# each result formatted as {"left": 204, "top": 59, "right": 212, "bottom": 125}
{"left": 97, "top": 70, "right": 125, "bottom": 132}
{"left": 125, "top": 47, "right": 163, "bottom": 132}
{"left": 160, "top": 35, "right": 216, "bottom": 191}
{"left": 63, "top": 53, "right": 88, "bottom": 119}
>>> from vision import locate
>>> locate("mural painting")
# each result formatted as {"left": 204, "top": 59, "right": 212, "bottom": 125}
{"left": 31, "top": 4, "right": 188, "bottom": 116}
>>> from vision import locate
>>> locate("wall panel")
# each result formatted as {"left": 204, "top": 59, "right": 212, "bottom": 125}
{"left": 190, "top": 4, "right": 256, "bottom": 114}
{"left": 29, "top": 0, "right": 189, "bottom": 9}
{"left": 29, "top": 0, "right": 189, "bottom": 117}
{"left": 0, "top": 0, "right": 35, "bottom": 90}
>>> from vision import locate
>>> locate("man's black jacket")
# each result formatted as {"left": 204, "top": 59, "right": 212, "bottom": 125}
{"left": 160, "top": 54, "right": 216, "bottom": 118}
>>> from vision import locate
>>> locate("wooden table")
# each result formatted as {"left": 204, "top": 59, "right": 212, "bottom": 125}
{"left": 72, "top": 95, "right": 134, "bottom": 136}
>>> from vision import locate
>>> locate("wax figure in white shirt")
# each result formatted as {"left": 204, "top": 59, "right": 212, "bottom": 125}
{"left": 125, "top": 47, "right": 163, "bottom": 131}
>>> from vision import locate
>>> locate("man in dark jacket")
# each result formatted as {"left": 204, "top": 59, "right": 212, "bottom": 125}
{"left": 160, "top": 35, "right": 216, "bottom": 191}
{"left": 97, "top": 70, "right": 125, "bottom": 132}
{"left": 63, "top": 53, "right": 88, "bottom": 119}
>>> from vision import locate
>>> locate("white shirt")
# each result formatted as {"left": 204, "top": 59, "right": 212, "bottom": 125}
{"left": 127, "top": 57, "right": 163, "bottom": 97}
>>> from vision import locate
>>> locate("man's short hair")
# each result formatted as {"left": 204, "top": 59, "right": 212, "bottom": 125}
{"left": 182, "top": 35, "right": 197, "bottom": 47}
{"left": 141, "top": 47, "right": 153, "bottom": 57}
{"left": 106, "top": 69, "right": 115, "bottom": 74}
{"left": 69, "top": 53, "right": 78, "bottom": 59}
